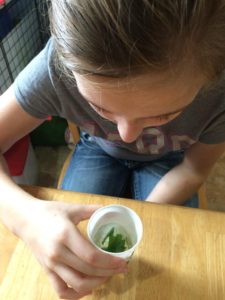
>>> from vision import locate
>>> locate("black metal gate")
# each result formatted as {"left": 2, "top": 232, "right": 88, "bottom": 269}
{"left": 0, "top": 0, "right": 49, "bottom": 93}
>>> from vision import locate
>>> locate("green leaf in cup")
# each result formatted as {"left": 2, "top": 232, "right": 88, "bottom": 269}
{"left": 99, "top": 226, "right": 131, "bottom": 253}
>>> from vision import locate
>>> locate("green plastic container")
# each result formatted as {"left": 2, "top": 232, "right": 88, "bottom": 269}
{"left": 30, "top": 116, "right": 68, "bottom": 146}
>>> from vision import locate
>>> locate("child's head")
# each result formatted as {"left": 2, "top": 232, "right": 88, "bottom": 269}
{"left": 50, "top": 0, "right": 225, "bottom": 80}
{"left": 49, "top": 1, "right": 225, "bottom": 142}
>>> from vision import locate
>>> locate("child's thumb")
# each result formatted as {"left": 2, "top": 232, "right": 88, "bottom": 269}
{"left": 70, "top": 204, "right": 102, "bottom": 223}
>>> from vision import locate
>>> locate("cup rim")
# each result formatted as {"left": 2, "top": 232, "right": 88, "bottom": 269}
{"left": 87, "top": 204, "right": 143, "bottom": 255}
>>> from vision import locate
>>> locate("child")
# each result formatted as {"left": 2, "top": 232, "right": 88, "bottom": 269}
{"left": 1, "top": 1, "right": 225, "bottom": 298}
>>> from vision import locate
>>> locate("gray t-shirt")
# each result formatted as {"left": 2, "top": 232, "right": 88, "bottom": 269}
{"left": 14, "top": 39, "right": 225, "bottom": 161}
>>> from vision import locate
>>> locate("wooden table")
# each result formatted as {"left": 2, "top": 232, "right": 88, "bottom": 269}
{"left": 1, "top": 186, "right": 225, "bottom": 300}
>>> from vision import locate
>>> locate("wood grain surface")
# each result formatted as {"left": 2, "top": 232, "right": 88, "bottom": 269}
{"left": 1, "top": 186, "right": 225, "bottom": 300}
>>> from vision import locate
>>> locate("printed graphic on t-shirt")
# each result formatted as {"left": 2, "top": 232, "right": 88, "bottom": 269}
{"left": 80, "top": 123, "right": 195, "bottom": 155}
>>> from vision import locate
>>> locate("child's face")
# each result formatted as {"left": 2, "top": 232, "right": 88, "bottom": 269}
{"left": 74, "top": 71, "right": 206, "bottom": 143}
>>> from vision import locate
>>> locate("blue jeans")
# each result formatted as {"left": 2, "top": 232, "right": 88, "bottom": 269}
{"left": 61, "top": 132, "right": 198, "bottom": 208}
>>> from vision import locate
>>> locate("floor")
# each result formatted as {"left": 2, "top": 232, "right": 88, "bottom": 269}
{"left": 206, "top": 152, "right": 225, "bottom": 212}
{"left": 34, "top": 146, "right": 225, "bottom": 212}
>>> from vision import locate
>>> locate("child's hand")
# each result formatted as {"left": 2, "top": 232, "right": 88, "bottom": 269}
{"left": 17, "top": 200, "right": 127, "bottom": 299}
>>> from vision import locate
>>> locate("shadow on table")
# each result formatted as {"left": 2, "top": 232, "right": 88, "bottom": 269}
{"left": 94, "top": 257, "right": 222, "bottom": 299}
{"left": 94, "top": 257, "right": 163, "bottom": 298}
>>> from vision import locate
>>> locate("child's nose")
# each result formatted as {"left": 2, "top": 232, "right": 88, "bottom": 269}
{"left": 117, "top": 120, "right": 143, "bottom": 143}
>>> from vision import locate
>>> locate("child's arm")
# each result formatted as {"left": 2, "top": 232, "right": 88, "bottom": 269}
{"left": 0, "top": 86, "right": 126, "bottom": 298}
{"left": 146, "top": 142, "right": 225, "bottom": 205}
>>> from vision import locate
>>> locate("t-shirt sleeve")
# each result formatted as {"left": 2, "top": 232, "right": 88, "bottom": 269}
{"left": 14, "top": 39, "right": 60, "bottom": 119}
{"left": 199, "top": 113, "right": 225, "bottom": 144}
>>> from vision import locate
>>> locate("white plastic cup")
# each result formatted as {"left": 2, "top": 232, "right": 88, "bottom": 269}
{"left": 87, "top": 204, "right": 143, "bottom": 260}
